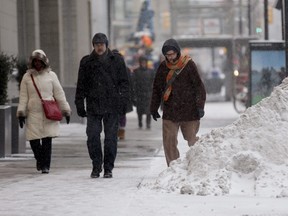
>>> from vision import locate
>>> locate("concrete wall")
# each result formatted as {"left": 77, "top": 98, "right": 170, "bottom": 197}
{"left": 0, "top": 0, "right": 18, "bottom": 55}
{"left": 91, "top": 0, "right": 108, "bottom": 37}
{"left": 17, "top": 0, "right": 40, "bottom": 60}
{"left": 1, "top": 0, "right": 91, "bottom": 122}
{"left": 38, "top": 0, "right": 61, "bottom": 78}
{"left": 0, "top": 106, "right": 11, "bottom": 157}
{"left": 17, "top": 0, "right": 91, "bottom": 87}
{"left": 62, "top": 0, "right": 91, "bottom": 87}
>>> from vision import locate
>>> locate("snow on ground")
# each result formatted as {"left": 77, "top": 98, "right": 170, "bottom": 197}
{"left": 142, "top": 78, "right": 288, "bottom": 199}
{"left": 1, "top": 80, "right": 288, "bottom": 216}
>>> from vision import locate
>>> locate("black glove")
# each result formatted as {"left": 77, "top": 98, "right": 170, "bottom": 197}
{"left": 197, "top": 108, "right": 205, "bottom": 119}
{"left": 77, "top": 109, "right": 87, "bottom": 117}
{"left": 65, "top": 116, "right": 70, "bottom": 124}
{"left": 18, "top": 116, "right": 26, "bottom": 128}
{"left": 152, "top": 112, "right": 161, "bottom": 121}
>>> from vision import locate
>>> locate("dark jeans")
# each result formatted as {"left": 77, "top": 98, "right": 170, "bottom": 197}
{"left": 30, "top": 137, "right": 52, "bottom": 170}
{"left": 86, "top": 113, "right": 119, "bottom": 172}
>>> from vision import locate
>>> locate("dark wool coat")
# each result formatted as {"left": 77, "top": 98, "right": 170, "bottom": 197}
{"left": 125, "top": 66, "right": 134, "bottom": 113}
{"left": 132, "top": 66, "right": 155, "bottom": 114}
{"left": 75, "top": 49, "right": 130, "bottom": 115}
{"left": 150, "top": 59, "right": 206, "bottom": 122}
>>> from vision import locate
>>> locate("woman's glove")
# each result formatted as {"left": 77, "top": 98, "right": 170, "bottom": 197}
{"left": 65, "top": 116, "right": 70, "bottom": 124}
{"left": 18, "top": 117, "right": 26, "bottom": 128}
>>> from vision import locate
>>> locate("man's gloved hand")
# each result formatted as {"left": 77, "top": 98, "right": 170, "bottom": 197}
{"left": 77, "top": 109, "right": 87, "bottom": 118}
{"left": 65, "top": 116, "right": 70, "bottom": 124}
{"left": 152, "top": 112, "right": 161, "bottom": 121}
{"left": 18, "top": 116, "right": 26, "bottom": 128}
{"left": 197, "top": 108, "right": 205, "bottom": 119}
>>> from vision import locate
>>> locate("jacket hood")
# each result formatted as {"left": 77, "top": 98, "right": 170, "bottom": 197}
{"left": 28, "top": 49, "right": 50, "bottom": 69}
{"left": 161, "top": 39, "right": 181, "bottom": 55}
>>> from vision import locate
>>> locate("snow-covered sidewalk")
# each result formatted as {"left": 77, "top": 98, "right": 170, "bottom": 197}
{"left": 1, "top": 98, "right": 288, "bottom": 216}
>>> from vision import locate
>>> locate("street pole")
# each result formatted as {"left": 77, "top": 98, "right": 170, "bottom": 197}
{"left": 264, "top": 0, "right": 268, "bottom": 40}
{"left": 248, "top": 0, "right": 251, "bottom": 35}
{"left": 107, "top": 0, "right": 111, "bottom": 40}
{"left": 281, "top": 0, "right": 284, "bottom": 40}
{"left": 239, "top": 0, "right": 243, "bottom": 35}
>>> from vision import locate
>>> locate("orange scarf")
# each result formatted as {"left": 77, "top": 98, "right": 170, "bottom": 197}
{"left": 163, "top": 55, "right": 191, "bottom": 101}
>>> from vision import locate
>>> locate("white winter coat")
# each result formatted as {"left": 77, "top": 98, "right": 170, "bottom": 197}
{"left": 17, "top": 68, "right": 71, "bottom": 140}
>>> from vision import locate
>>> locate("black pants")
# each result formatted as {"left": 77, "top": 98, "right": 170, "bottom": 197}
{"left": 86, "top": 113, "right": 119, "bottom": 172}
{"left": 137, "top": 113, "right": 151, "bottom": 129}
{"left": 30, "top": 137, "right": 52, "bottom": 170}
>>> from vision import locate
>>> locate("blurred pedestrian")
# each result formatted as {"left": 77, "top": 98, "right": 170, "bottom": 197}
{"left": 150, "top": 39, "right": 206, "bottom": 166}
{"left": 17, "top": 49, "right": 71, "bottom": 174}
{"left": 75, "top": 33, "right": 130, "bottom": 178}
{"left": 132, "top": 56, "right": 155, "bottom": 129}
{"left": 117, "top": 66, "right": 133, "bottom": 140}
{"left": 112, "top": 49, "right": 134, "bottom": 140}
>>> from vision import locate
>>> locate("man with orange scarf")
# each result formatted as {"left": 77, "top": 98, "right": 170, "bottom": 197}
{"left": 150, "top": 38, "right": 206, "bottom": 166}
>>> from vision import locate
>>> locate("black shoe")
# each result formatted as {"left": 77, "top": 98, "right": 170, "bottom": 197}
{"left": 36, "top": 161, "right": 41, "bottom": 171}
{"left": 103, "top": 170, "right": 112, "bottom": 178}
{"left": 42, "top": 168, "right": 49, "bottom": 174}
{"left": 90, "top": 168, "right": 101, "bottom": 178}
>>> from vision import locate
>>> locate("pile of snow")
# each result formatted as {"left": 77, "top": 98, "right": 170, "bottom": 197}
{"left": 144, "top": 78, "right": 288, "bottom": 198}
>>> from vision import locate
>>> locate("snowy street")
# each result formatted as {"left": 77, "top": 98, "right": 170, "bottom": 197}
{"left": 1, "top": 100, "right": 288, "bottom": 216}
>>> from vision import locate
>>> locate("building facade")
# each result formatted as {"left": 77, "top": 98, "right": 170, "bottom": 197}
{"left": 1, "top": 0, "right": 91, "bottom": 87}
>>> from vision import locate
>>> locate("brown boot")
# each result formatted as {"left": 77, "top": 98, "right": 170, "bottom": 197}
{"left": 118, "top": 129, "right": 125, "bottom": 140}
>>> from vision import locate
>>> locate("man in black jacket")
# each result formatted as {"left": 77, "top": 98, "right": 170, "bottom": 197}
{"left": 75, "top": 33, "right": 130, "bottom": 178}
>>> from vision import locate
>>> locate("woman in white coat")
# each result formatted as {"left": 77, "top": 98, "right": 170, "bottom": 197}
{"left": 17, "top": 49, "right": 71, "bottom": 174}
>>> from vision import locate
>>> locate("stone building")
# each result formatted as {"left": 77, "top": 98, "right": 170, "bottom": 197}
{"left": 1, "top": 0, "right": 91, "bottom": 122}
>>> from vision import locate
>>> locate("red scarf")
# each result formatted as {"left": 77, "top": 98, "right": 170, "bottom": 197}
{"left": 163, "top": 55, "right": 191, "bottom": 101}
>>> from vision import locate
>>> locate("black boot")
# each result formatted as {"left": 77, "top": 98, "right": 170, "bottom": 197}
{"left": 138, "top": 113, "right": 143, "bottom": 129}
{"left": 30, "top": 139, "right": 42, "bottom": 171}
{"left": 36, "top": 161, "right": 41, "bottom": 171}
{"left": 41, "top": 137, "right": 52, "bottom": 173}
{"left": 103, "top": 170, "right": 113, "bottom": 178}
{"left": 42, "top": 168, "right": 49, "bottom": 174}
{"left": 91, "top": 167, "right": 102, "bottom": 178}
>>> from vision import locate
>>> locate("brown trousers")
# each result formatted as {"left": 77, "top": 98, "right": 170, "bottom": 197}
{"left": 162, "top": 119, "right": 200, "bottom": 166}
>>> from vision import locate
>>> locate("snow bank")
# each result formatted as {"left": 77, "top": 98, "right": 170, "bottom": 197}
{"left": 144, "top": 78, "right": 288, "bottom": 198}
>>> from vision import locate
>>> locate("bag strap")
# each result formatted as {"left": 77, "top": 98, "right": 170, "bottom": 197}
{"left": 30, "top": 74, "right": 43, "bottom": 100}
{"left": 164, "top": 69, "right": 183, "bottom": 93}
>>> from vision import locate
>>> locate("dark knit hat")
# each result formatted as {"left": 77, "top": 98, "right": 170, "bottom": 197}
{"left": 161, "top": 39, "right": 181, "bottom": 55}
{"left": 92, "top": 33, "right": 108, "bottom": 47}
{"left": 162, "top": 46, "right": 178, "bottom": 55}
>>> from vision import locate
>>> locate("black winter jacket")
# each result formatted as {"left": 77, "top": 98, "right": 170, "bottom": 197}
{"left": 132, "top": 66, "right": 155, "bottom": 114}
{"left": 75, "top": 49, "right": 130, "bottom": 115}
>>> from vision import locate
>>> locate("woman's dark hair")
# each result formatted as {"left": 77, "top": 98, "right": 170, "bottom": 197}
{"left": 32, "top": 58, "right": 45, "bottom": 69}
